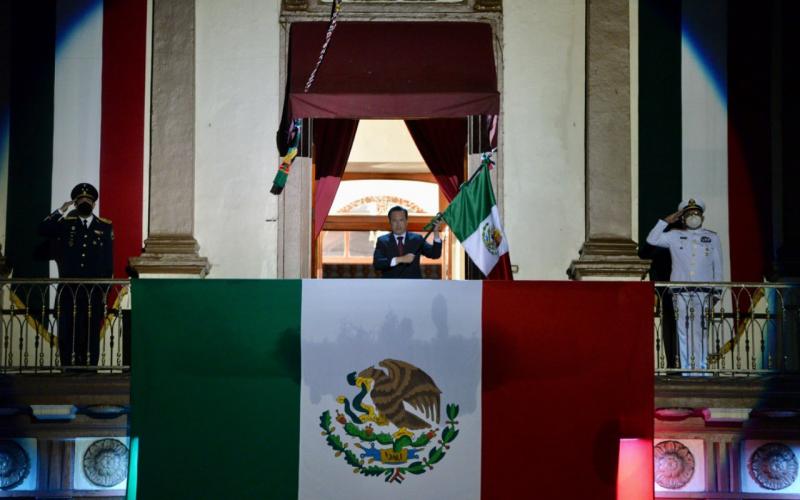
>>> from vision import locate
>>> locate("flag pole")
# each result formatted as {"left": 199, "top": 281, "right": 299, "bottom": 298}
{"left": 420, "top": 212, "right": 444, "bottom": 244}
{"left": 464, "top": 149, "right": 496, "bottom": 185}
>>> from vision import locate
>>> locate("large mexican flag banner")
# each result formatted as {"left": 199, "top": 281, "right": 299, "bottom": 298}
{"left": 131, "top": 279, "right": 653, "bottom": 499}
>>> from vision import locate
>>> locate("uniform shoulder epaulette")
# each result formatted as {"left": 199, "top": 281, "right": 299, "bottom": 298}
{"left": 63, "top": 216, "right": 77, "bottom": 221}
{"left": 97, "top": 216, "right": 112, "bottom": 224}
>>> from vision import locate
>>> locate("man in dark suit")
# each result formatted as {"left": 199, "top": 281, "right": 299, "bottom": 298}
{"left": 39, "top": 183, "right": 113, "bottom": 368}
{"left": 373, "top": 206, "right": 442, "bottom": 279}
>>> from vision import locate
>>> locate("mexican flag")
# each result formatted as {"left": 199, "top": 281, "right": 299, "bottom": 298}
{"left": 441, "top": 164, "right": 512, "bottom": 280}
{"left": 131, "top": 279, "right": 653, "bottom": 499}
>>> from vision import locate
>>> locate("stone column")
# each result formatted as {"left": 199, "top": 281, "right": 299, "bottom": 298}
{"left": 130, "top": 0, "right": 210, "bottom": 277}
{"left": 568, "top": 0, "right": 650, "bottom": 280}
{"left": 277, "top": 157, "right": 312, "bottom": 278}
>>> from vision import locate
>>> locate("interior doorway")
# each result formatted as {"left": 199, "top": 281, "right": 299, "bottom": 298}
{"left": 313, "top": 120, "right": 463, "bottom": 279}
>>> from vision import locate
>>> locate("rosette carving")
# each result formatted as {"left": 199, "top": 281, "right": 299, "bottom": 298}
{"left": 749, "top": 442, "right": 798, "bottom": 491}
{"left": 0, "top": 440, "right": 30, "bottom": 491}
{"left": 654, "top": 440, "right": 695, "bottom": 489}
{"left": 83, "top": 439, "right": 129, "bottom": 487}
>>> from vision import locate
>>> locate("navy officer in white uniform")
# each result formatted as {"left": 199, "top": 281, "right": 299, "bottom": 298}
{"left": 646, "top": 198, "right": 723, "bottom": 372}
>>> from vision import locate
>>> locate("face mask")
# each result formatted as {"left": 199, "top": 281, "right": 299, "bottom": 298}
{"left": 685, "top": 215, "right": 702, "bottom": 229}
{"left": 76, "top": 202, "right": 93, "bottom": 217}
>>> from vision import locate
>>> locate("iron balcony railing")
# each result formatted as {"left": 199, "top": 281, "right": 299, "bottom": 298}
{"left": 2, "top": 279, "right": 797, "bottom": 377}
{"left": 654, "top": 282, "right": 799, "bottom": 376}
{"left": 0, "top": 279, "right": 131, "bottom": 373}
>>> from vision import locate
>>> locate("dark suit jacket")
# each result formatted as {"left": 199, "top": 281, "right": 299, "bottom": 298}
{"left": 373, "top": 232, "right": 442, "bottom": 279}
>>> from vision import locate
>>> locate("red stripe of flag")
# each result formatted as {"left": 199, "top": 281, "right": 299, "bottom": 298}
{"left": 99, "top": 0, "right": 147, "bottom": 278}
{"left": 482, "top": 281, "right": 654, "bottom": 499}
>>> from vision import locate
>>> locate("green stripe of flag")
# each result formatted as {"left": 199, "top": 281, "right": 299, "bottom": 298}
{"left": 638, "top": 0, "right": 682, "bottom": 251}
{"left": 442, "top": 165, "right": 496, "bottom": 242}
{"left": 6, "top": 0, "right": 57, "bottom": 278}
{"left": 131, "top": 279, "right": 302, "bottom": 500}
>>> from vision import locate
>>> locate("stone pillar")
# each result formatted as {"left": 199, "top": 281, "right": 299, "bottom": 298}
{"left": 277, "top": 157, "right": 312, "bottom": 278}
{"left": 568, "top": 0, "right": 650, "bottom": 280}
{"left": 129, "top": 0, "right": 210, "bottom": 277}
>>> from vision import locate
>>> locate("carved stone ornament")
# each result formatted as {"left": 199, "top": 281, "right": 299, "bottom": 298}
{"left": 282, "top": 0, "right": 308, "bottom": 11}
{"left": 83, "top": 439, "right": 129, "bottom": 487}
{"left": 0, "top": 440, "right": 31, "bottom": 491}
{"left": 749, "top": 442, "right": 799, "bottom": 491}
{"left": 474, "top": 0, "right": 502, "bottom": 12}
{"left": 654, "top": 440, "right": 695, "bottom": 490}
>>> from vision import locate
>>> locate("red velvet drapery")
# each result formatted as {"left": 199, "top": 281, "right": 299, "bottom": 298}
{"left": 312, "top": 119, "right": 359, "bottom": 238}
{"left": 405, "top": 118, "right": 467, "bottom": 202}
{"left": 288, "top": 22, "right": 499, "bottom": 120}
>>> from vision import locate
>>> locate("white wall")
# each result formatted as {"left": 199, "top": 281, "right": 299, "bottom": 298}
{"left": 195, "top": 0, "right": 281, "bottom": 278}
{"left": 502, "top": 0, "right": 586, "bottom": 279}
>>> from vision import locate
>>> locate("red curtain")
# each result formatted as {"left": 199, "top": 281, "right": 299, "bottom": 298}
{"left": 313, "top": 119, "right": 359, "bottom": 237}
{"left": 289, "top": 22, "right": 499, "bottom": 119}
{"left": 405, "top": 118, "right": 467, "bottom": 201}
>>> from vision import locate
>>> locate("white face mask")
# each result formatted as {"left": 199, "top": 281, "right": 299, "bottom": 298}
{"left": 685, "top": 215, "right": 703, "bottom": 229}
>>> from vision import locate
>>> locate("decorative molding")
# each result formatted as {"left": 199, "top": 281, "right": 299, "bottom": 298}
{"left": 568, "top": 238, "right": 651, "bottom": 280}
{"left": 81, "top": 405, "right": 129, "bottom": 419}
{"left": 474, "top": 0, "right": 501, "bottom": 12}
{"left": 338, "top": 196, "right": 426, "bottom": 215}
{"left": 282, "top": 0, "right": 309, "bottom": 11}
{"left": 702, "top": 407, "right": 751, "bottom": 423}
{"left": 281, "top": 1, "right": 495, "bottom": 17}
{"left": 130, "top": 236, "right": 210, "bottom": 277}
{"left": 30, "top": 405, "right": 77, "bottom": 421}
{"left": 655, "top": 376, "right": 800, "bottom": 410}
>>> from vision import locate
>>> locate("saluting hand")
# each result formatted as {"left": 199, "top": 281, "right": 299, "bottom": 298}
{"left": 664, "top": 210, "right": 684, "bottom": 224}
{"left": 60, "top": 201, "right": 73, "bottom": 213}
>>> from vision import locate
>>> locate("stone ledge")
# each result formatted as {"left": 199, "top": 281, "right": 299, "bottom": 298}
{"left": 655, "top": 374, "right": 800, "bottom": 410}
{"left": 0, "top": 373, "right": 130, "bottom": 407}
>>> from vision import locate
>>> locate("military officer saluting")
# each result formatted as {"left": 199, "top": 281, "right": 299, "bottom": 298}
{"left": 647, "top": 198, "right": 723, "bottom": 373}
{"left": 40, "top": 183, "right": 113, "bottom": 278}
{"left": 39, "top": 183, "right": 113, "bottom": 368}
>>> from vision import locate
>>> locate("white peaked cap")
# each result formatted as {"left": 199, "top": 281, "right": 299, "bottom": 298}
{"left": 678, "top": 198, "right": 706, "bottom": 213}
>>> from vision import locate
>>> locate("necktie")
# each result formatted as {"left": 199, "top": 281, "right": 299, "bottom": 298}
{"left": 83, "top": 219, "right": 88, "bottom": 229}
{"left": 397, "top": 236, "right": 404, "bottom": 255}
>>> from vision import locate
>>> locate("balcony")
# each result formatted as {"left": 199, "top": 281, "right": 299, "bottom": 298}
{"left": 652, "top": 282, "right": 800, "bottom": 412}
{"left": 1, "top": 279, "right": 130, "bottom": 374}
{"left": 1, "top": 279, "right": 797, "bottom": 378}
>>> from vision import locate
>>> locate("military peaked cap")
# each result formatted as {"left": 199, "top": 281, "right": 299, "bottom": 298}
{"left": 71, "top": 183, "right": 99, "bottom": 202}
{"left": 678, "top": 198, "right": 705, "bottom": 213}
